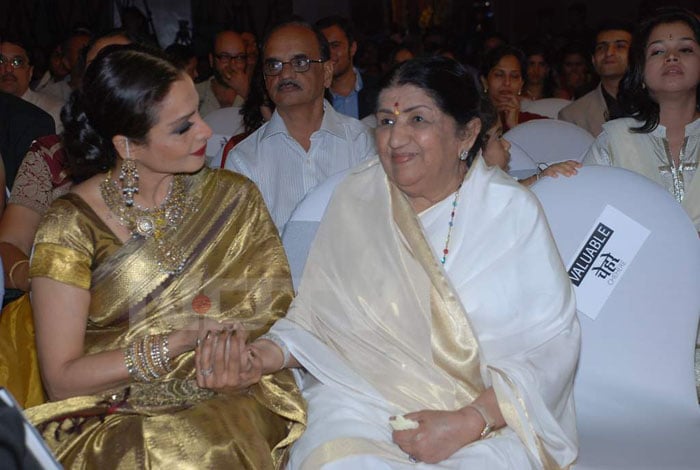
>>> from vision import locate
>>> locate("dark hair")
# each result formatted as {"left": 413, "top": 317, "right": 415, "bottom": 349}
{"left": 380, "top": 56, "right": 483, "bottom": 163}
{"left": 522, "top": 42, "right": 556, "bottom": 98}
{"left": 593, "top": 19, "right": 635, "bottom": 49}
{"left": 0, "top": 34, "right": 33, "bottom": 64}
{"left": 263, "top": 20, "right": 330, "bottom": 62}
{"left": 241, "top": 59, "right": 274, "bottom": 132}
{"left": 619, "top": 7, "right": 700, "bottom": 133}
{"left": 480, "top": 45, "right": 526, "bottom": 79}
{"left": 62, "top": 45, "right": 182, "bottom": 181}
{"left": 165, "top": 43, "right": 196, "bottom": 70}
{"left": 315, "top": 15, "right": 355, "bottom": 46}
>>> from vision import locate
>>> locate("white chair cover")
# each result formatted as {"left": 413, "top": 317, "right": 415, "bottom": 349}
{"left": 506, "top": 140, "right": 538, "bottom": 180}
{"left": 521, "top": 97, "right": 572, "bottom": 119}
{"left": 531, "top": 166, "right": 700, "bottom": 469}
{"left": 203, "top": 106, "right": 245, "bottom": 167}
{"left": 281, "top": 169, "right": 350, "bottom": 289}
{"left": 504, "top": 119, "right": 594, "bottom": 165}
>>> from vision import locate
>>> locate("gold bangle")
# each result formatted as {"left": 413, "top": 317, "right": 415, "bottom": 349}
{"left": 466, "top": 402, "right": 495, "bottom": 439}
{"left": 8, "top": 259, "right": 29, "bottom": 289}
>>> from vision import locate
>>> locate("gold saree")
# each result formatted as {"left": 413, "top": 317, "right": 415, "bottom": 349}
{"left": 24, "top": 168, "right": 305, "bottom": 469}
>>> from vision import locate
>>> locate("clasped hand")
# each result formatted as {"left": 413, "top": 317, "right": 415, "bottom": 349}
{"left": 195, "top": 325, "right": 263, "bottom": 392}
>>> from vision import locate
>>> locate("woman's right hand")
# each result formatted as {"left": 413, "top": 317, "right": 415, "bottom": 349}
{"left": 195, "top": 327, "right": 265, "bottom": 392}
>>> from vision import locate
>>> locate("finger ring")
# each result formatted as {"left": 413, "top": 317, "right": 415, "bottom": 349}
{"left": 408, "top": 455, "right": 418, "bottom": 463}
{"left": 200, "top": 367, "right": 214, "bottom": 376}
{"left": 195, "top": 338, "right": 201, "bottom": 348}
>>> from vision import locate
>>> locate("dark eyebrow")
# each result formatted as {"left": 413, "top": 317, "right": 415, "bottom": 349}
{"left": 648, "top": 37, "right": 697, "bottom": 47}
{"left": 376, "top": 104, "right": 432, "bottom": 114}
{"left": 168, "top": 111, "right": 195, "bottom": 128}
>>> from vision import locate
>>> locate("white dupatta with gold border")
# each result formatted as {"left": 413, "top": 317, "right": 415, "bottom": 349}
{"left": 272, "top": 157, "right": 580, "bottom": 469}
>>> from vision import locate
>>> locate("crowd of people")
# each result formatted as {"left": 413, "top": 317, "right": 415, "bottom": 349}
{"left": 0, "top": 4, "right": 697, "bottom": 469}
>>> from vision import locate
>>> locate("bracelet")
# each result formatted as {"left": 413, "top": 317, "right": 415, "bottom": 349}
{"left": 259, "top": 332, "right": 291, "bottom": 368}
{"left": 8, "top": 259, "right": 29, "bottom": 289}
{"left": 466, "top": 402, "right": 495, "bottom": 439}
{"left": 124, "top": 334, "right": 173, "bottom": 382}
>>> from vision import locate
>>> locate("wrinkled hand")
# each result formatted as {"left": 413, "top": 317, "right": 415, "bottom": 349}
{"left": 195, "top": 326, "right": 262, "bottom": 392}
{"left": 391, "top": 409, "right": 482, "bottom": 464}
{"left": 540, "top": 160, "right": 582, "bottom": 178}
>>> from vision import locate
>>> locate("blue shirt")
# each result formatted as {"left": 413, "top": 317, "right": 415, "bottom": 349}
{"left": 329, "top": 69, "right": 363, "bottom": 119}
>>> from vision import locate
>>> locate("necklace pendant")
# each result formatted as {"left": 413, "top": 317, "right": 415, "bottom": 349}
{"left": 135, "top": 215, "right": 156, "bottom": 237}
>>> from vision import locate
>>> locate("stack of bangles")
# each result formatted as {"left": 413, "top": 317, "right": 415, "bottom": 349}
{"left": 124, "top": 334, "right": 172, "bottom": 382}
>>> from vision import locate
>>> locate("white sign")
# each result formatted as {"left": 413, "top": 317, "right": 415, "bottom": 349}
{"left": 566, "top": 205, "right": 650, "bottom": 320}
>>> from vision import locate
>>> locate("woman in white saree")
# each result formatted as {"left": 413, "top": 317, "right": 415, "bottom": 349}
{"left": 200, "top": 56, "right": 580, "bottom": 469}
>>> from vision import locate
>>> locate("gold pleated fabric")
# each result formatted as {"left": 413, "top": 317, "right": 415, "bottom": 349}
{"left": 24, "top": 168, "right": 306, "bottom": 469}
{"left": 0, "top": 294, "right": 46, "bottom": 408}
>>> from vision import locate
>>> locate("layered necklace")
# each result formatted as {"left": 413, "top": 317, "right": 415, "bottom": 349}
{"left": 440, "top": 182, "right": 463, "bottom": 265}
{"left": 100, "top": 170, "right": 195, "bottom": 274}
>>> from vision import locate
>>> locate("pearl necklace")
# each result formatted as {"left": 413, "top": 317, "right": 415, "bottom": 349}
{"left": 440, "top": 182, "right": 463, "bottom": 265}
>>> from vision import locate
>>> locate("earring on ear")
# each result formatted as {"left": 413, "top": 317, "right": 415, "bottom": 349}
{"left": 119, "top": 138, "right": 139, "bottom": 207}
{"left": 459, "top": 149, "right": 469, "bottom": 161}
{"left": 517, "top": 89, "right": 522, "bottom": 96}
{"left": 642, "top": 82, "right": 646, "bottom": 90}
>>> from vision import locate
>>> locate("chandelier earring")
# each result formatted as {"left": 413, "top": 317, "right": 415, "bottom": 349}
{"left": 119, "top": 138, "right": 139, "bottom": 207}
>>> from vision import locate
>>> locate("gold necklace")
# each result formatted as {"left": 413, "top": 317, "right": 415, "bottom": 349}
{"left": 100, "top": 170, "right": 195, "bottom": 274}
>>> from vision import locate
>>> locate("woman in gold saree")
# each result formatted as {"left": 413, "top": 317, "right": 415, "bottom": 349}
{"left": 25, "top": 46, "right": 304, "bottom": 469}
{"left": 201, "top": 57, "right": 580, "bottom": 469}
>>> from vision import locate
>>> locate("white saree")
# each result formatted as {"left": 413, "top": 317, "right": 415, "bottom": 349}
{"left": 272, "top": 157, "right": 580, "bottom": 469}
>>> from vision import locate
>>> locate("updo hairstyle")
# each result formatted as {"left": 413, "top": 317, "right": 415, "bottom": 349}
{"left": 61, "top": 45, "right": 182, "bottom": 181}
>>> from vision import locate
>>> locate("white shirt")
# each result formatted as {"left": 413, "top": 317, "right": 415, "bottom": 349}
{"left": 22, "top": 88, "right": 63, "bottom": 133}
{"left": 225, "top": 101, "right": 375, "bottom": 231}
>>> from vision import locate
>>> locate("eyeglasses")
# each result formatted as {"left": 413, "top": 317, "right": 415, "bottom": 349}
{"left": 263, "top": 56, "right": 326, "bottom": 76}
{"left": 0, "top": 55, "right": 27, "bottom": 68}
{"left": 214, "top": 52, "right": 247, "bottom": 64}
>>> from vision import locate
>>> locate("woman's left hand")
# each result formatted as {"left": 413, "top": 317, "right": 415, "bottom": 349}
{"left": 195, "top": 326, "right": 263, "bottom": 392}
{"left": 391, "top": 409, "right": 483, "bottom": 464}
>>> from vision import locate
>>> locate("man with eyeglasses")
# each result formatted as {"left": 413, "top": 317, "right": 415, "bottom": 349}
{"left": 0, "top": 37, "right": 63, "bottom": 132}
{"left": 224, "top": 21, "right": 375, "bottom": 232}
{"left": 559, "top": 20, "right": 634, "bottom": 136}
{"left": 196, "top": 30, "right": 249, "bottom": 119}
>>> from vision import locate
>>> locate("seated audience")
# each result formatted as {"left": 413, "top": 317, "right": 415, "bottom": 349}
{"left": 584, "top": 7, "right": 700, "bottom": 232}
{"left": 479, "top": 99, "right": 581, "bottom": 185}
{"left": 0, "top": 36, "right": 63, "bottom": 131}
{"left": 521, "top": 43, "right": 559, "bottom": 101}
{"left": 317, "top": 15, "right": 379, "bottom": 120}
{"left": 559, "top": 21, "right": 633, "bottom": 136}
{"left": 0, "top": 91, "right": 54, "bottom": 190}
{"left": 203, "top": 57, "right": 580, "bottom": 469}
{"left": 197, "top": 30, "right": 248, "bottom": 118}
{"left": 481, "top": 45, "right": 548, "bottom": 131}
{"left": 3, "top": 45, "right": 305, "bottom": 468}
{"left": 224, "top": 21, "right": 375, "bottom": 232}
{"left": 557, "top": 43, "right": 594, "bottom": 99}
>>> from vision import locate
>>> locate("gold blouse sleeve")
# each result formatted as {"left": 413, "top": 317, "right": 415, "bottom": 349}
{"left": 30, "top": 196, "right": 94, "bottom": 290}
